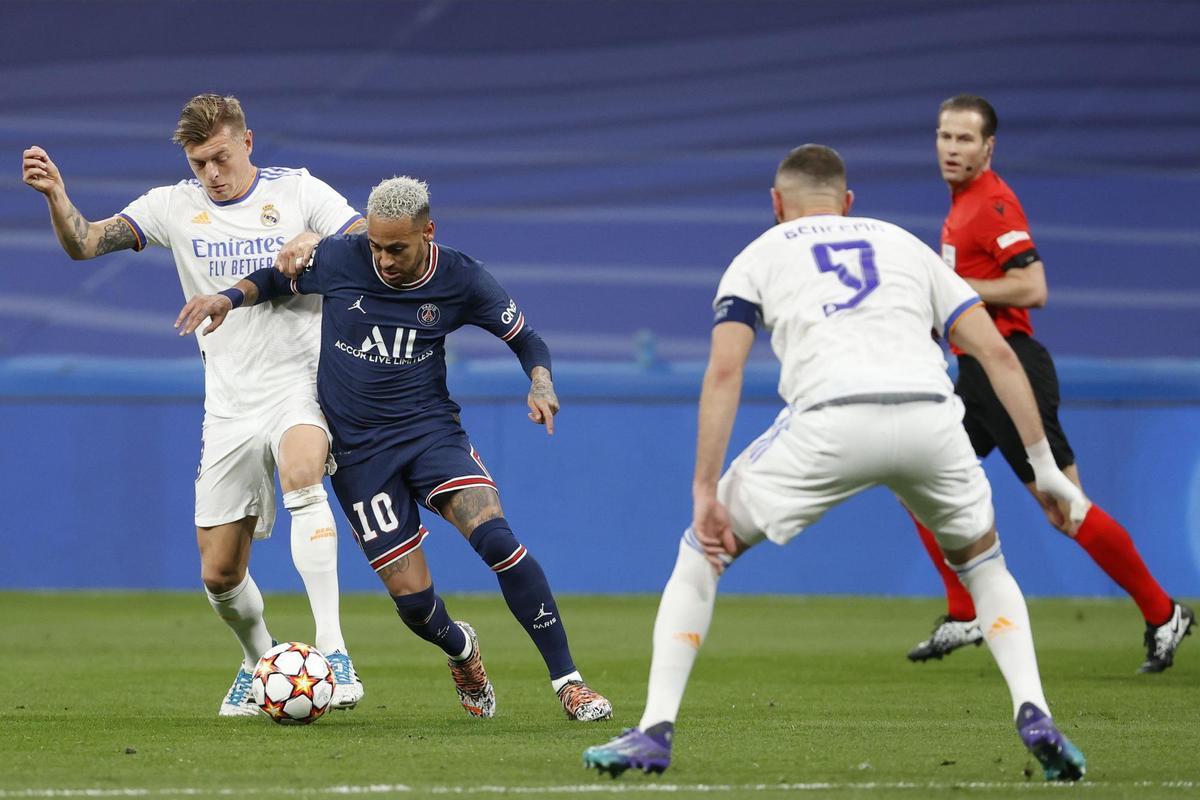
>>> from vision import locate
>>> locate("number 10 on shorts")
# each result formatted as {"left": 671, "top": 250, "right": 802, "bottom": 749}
{"left": 352, "top": 492, "right": 399, "bottom": 541}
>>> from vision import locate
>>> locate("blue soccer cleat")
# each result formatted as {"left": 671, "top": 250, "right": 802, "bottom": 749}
{"left": 583, "top": 724, "right": 673, "bottom": 777}
{"left": 218, "top": 664, "right": 258, "bottom": 717}
{"left": 1016, "top": 702, "right": 1086, "bottom": 781}
{"left": 324, "top": 649, "right": 365, "bottom": 710}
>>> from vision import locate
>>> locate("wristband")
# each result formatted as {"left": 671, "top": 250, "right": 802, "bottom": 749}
{"left": 1025, "top": 437, "right": 1056, "bottom": 475}
{"left": 218, "top": 288, "right": 245, "bottom": 309}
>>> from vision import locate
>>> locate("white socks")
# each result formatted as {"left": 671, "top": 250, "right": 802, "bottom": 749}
{"left": 284, "top": 484, "right": 346, "bottom": 655}
{"left": 639, "top": 539, "right": 720, "bottom": 729}
{"left": 952, "top": 539, "right": 1050, "bottom": 719}
{"left": 206, "top": 572, "right": 273, "bottom": 669}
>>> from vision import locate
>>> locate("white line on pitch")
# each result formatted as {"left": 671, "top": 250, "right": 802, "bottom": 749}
{"left": 1, "top": 781, "right": 1198, "bottom": 797}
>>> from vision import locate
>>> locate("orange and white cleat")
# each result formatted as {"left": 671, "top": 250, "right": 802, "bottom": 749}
{"left": 558, "top": 679, "right": 612, "bottom": 721}
{"left": 448, "top": 621, "right": 495, "bottom": 718}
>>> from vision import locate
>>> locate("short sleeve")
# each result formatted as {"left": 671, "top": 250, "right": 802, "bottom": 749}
{"left": 970, "top": 196, "right": 1039, "bottom": 271}
{"left": 118, "top": 185, "right": 174, "bottom": 251}
{"left": 300, "top": 170, "right": 363, "bottom": 236}
{"left": 712, "top": 248, "right": 764, "bottom": 328}
{"left": 468, "top": 264, "right": 526, "bottom": 342}
{"left": 925, "top": 245, "right": 982, "bottom": 337}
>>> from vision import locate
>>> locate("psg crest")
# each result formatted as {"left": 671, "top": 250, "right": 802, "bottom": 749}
{"left": 417, "top": 303, "right": 441, "bottom": 327}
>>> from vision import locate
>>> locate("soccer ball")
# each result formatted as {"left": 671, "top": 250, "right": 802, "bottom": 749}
{"left": 251, "top": 642, "right": 335, "bottom": 725}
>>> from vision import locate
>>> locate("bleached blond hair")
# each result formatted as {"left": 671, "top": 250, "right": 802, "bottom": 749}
{"left": 367, "top": 176, "right": 431, "bottom": 220}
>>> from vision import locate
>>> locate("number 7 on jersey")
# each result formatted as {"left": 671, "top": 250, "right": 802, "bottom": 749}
{"left": 812, "top": 240, "right": 879, "bottom": 316}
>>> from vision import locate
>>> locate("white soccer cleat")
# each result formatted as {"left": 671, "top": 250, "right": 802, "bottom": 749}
{"left": 1139, "top": 602, "right": 1194, "bottom": 674}
{"left": 324, "top": 650, "right": 365, "bottom": 709}
{"left": 218, "top": 665, "right": 260, "bottom": 717}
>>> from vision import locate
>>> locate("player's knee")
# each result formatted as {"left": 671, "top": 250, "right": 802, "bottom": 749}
{"left": 392, "top": 585, "right": 437, "bottom": 627}
{"left": 441, "top": 487, "right": 503, "bottom": 533}
{"left": 278, "top": 461, "right": 327, "bottom": 494}
{"left": 201, "top": 562, "right": 246, "bottom": 595}
{"left": 468, "top": 518, "right": 525, "bottom": 571}
{"left": 283, "top": 483, "right": 328, "bottom": 511}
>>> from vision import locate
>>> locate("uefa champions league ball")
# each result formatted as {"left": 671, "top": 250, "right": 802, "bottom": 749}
{"left": 251, "top": 642, "right": 335, "bottom": 725}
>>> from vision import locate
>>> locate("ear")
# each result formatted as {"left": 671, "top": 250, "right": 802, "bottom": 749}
{"left": 424, "top": 218, "right": 436, "bottom": 241}
{"left": 984, "top": 136, "right": 994, "bottom": 159}
{"left": 243, "top": 128, "right": 254, "bottom": 157}
{"left": 843, "top": 189, "right": 855, "bottom": 216}
{"left": 770, "top": 187, "right": 785, "bottom": 224}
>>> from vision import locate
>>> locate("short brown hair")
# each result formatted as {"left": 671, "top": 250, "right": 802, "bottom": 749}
{"left": 172, "top": 93, "right": 247, "bottom": 147}
{"left": 776, "top": 144, "right": 846, "bottom": 188}
{"left": 939, "top": 94, "right": 998, "bottom": 139}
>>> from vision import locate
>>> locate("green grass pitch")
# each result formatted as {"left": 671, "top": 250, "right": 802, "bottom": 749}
{"left": 3, "top": 592, "right": 1197, "bottom": 799}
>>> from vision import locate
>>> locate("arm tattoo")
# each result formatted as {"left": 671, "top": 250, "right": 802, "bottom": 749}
{"left": 443, "top": 487, "right": 503, "bottom": 533}
{"left": 67, "top": 205, "right": 89, "bottom": 247}
{"left": 94, "top": 218, "right": 137, "bottom": 256}
{"left": 531, "top": 374, "right": 553, "bottom": 397}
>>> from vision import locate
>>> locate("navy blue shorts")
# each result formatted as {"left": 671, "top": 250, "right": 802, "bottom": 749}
{"left": 330, "top": 427, "right": 496, "bottom": 573}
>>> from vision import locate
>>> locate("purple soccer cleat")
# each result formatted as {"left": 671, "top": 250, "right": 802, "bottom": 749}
{"left": 1016, "top": 702, "right": 1086, "bottom": 782}
{"left": 583, "top": 724, "right": 673, "bottom": 777}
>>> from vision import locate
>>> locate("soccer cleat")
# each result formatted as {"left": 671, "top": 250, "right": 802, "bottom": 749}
{"left": 1016, "top": 702, "right": 1086, "bottom": 781}
{"left": 1138, "top": 601, "right": 1194, "bottom": 674}
{"left": 448, "top": 621, "right": 495, "bottom": 718}
{"left": 325, "top": 650, "right": 365, "bottom": 710}
{"left": 906, "top": 615, "right": 984, "bottom": 662}
{"left": 558, "top": 679, "right": 613, "bottom": 721}
{"left": 217, "top": 665, "right": 259, "bottom": 717}
{"left": 583, "top": 724, "right": 673, "bottom": 777}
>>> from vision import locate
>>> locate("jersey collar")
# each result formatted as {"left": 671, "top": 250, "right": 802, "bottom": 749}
{"left": 372, "top": 241, "right": 439, "bottom": 292}
{"left": 210, "top": 168, "right": 260, "bottom": 207}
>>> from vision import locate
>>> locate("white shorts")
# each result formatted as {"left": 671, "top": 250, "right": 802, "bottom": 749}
{"left": 718, "top": 397, "right": 994, "bottom": 553}
{"left": 194, "top": 393, "right": 330, "bottom": 539}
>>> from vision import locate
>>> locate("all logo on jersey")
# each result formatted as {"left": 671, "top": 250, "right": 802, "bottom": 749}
{"left": 417, "top": 303, "right": 441, "bottom": 327}
{"left": 260, "top": 203, "right": 280, "bottom": 227}
{"left": 191, "top": 211, "right": 211, "bottom": 225}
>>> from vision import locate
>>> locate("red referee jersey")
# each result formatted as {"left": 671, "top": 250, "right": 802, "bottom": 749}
{"left": 941, "top": 169, "right": 1040, "bottom": 345}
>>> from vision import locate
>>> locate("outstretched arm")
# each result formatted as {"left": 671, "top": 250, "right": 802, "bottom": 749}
{"left": 174, "top": 266, "right": 298, "bottom": 336}
{"left": 692, "top": 321, "right": 754, "bottom": 573}
{"left": 22, "top": 146, "right": 139, "bottom": 260}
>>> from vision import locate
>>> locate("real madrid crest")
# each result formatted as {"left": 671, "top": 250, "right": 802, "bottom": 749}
{"left": 260, "top": 203, "right": 280, "bottom": 227}
{"left": 417, "top": 303, "right": 441, "bottom": 327}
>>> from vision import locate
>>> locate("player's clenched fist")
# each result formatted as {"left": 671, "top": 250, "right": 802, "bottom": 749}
{"left": 276, "top": 231, "right": 321, "bottom": 278}
{"left": 22, "top": 146, "right": 64, "bottom": 196}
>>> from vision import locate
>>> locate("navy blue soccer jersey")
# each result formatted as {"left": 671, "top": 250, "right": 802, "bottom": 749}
{"left": 249, "top": 233, "right": 549, "bottom": 466}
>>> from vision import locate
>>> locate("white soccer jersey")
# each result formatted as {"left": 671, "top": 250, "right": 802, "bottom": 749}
{"left": 714, "top": 214, "right": 981, "bottom": 410}
{"left": 119, "top": 168, "right": 361, "bottom": 417}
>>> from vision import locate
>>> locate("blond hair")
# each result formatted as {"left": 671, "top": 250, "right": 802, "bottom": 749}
{"left": 172, "top": 93, "right": 247, "bottom": 147}
{"left": 367, "top": 176, "right": 431, "bottom": 220}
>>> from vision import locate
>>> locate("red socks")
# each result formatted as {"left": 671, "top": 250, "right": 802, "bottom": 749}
{"left": 1074, "top": 504, "right": 1173, "bottom": 626}
{"left": 912, "top": 505, "right": 1173, "bottom": 627}
{"left": 912, "top": 514, "right": 977, "bottom": 621}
